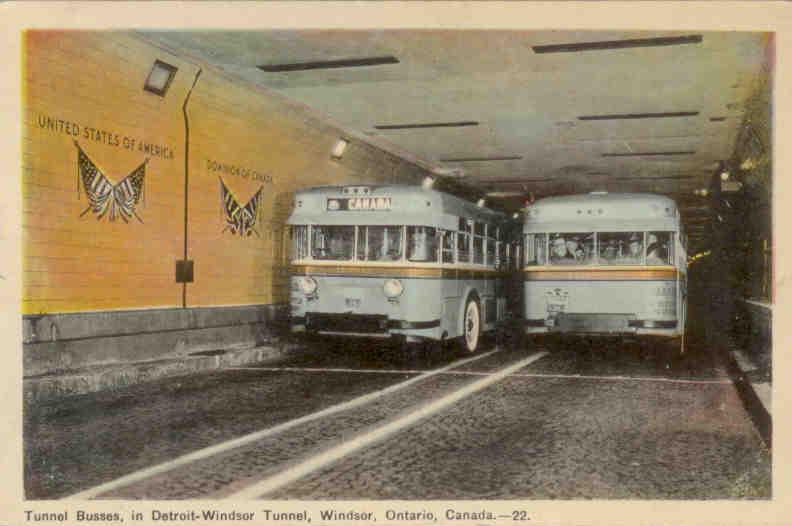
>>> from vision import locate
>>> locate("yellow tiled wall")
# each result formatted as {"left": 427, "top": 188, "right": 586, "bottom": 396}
{"left": 22, "top": 30, "right": 429, "bottom": 314}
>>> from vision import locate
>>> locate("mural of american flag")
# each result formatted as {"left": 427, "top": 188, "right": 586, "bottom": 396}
{"left": 75, "top": 141, "right": 147, "bottom": 223}
{"left": 219, "top": 177, "right": 263, "bottom": 237}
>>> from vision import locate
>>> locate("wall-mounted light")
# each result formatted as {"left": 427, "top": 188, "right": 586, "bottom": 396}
{"left": 720, "top": 171, "right": 730, "bottom": 181}
{"left": 721, "top": 180, "right": 743, "bottom": 192}
{"left": 331, "top": 138, "right": 349, "bottom": 160}
{"left": 144, "top": 59, "right": 178, "bottom": 97}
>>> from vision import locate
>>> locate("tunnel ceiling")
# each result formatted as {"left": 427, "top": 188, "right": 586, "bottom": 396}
{"left": 140, "top": 30, "right": 770, "bottom": 253}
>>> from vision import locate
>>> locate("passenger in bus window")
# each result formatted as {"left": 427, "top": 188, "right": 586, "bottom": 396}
{"left": 625, "top": 233, "right": 643, "bottom": 263}
{"left": 550, "top": 235, "right": 575, "bottom": 264}
{"left": 566, "top": 238, "right": 581, "bottom": 261}
{"left": 410, "top": 227, "right": 428, "bottom": 260}
{"left": 647, "top": 233, "right": 670, "bottom": 264}
{"left": 601, "top": 238, "right": 618, "bottom": 261}
{"left": 329, "top": 233, "right": 352, "bottom": 260}
{"left": 408, "top": 226, "right": 439, "bottom": 262}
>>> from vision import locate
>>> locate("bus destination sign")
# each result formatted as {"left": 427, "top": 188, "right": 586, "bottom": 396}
{"left": 327, "top": 197, "right": 392, "bottom": 211}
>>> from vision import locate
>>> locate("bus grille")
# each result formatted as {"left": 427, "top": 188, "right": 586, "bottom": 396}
{"left": 306, "top": 313, "right": 389, "bottom": 334}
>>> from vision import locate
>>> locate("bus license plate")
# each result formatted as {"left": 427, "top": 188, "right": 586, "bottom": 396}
{"left": 545, "top": 288, "right": 569, "bottom": 314}
{"left": 345, "top": 298, "right": 361, "bottom": 309}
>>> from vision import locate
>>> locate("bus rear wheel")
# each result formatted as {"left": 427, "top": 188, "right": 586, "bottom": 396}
{"left": 462, "top": 298, "right": 481, "bottom": 353}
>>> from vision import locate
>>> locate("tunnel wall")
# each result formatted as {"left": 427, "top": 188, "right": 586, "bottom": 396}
{"left": 22, "top": 30, "right": 433, "bottom": 373}
{"left": 721, "top": 34, "right": 772, "bottom": 368}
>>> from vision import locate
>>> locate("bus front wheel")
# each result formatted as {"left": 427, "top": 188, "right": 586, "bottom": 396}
{"left": 462, "top": 298, "right": 481, "bottom": 353}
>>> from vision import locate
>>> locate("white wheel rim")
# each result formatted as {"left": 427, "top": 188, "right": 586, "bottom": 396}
{"left": 465, "top": 301, "right": 480, "bottom": 351}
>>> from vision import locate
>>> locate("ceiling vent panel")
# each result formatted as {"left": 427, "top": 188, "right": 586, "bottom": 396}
{"left": 602, "top": 151, "right": 696, "bottom": 157}
{"left": 532, "top": 35, "right": 702, "bottom": 54}
{"left": 578, "top": 112, "right": 699, "bottom": 121}
{"left": 440, "top": 156, "right": 523, "bottom": 162}
{"left": 374, "top": 121, "right": 479, "bottom": 130}
{"left": 258, "top": 56, "right": 399, "bottom": 72}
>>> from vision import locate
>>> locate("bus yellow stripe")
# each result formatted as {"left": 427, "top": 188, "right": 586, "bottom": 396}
{"left": 291, "top": 264, "right": 504, "bottom": 279}
{"left": 523, "top": 267, "right": 679, "bottom": 280}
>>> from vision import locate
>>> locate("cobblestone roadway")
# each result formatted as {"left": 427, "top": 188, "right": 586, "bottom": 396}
{"left": 268, "top": 337, "right": 769, "bottom": 499}
{"left": 26, "top": 336, "right": 770, "bottom": 500}
{"left": 25, "top": 339, "right": 452, "bottom": 499}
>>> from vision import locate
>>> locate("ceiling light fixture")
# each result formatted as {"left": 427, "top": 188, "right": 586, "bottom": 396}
{"left": 440, "top": 156, "right": 523, "bottom": 162}
{"left": 258, "top": 56, "right": 399, "bottom": 72}
{"left": 144, "top": 59, "right": 178, "bottom": 96}
{"left": 431, "top": 167, "right": 465, "bottom": 177}
{"left": 602, "top": 151, "right": 696, "bottom": 157}
{"left": 611, "top": 174, "right": 698, "bottom": 181}
{"left": 532, "top": 35, "right": 702, "bottom": 54}
{"left": 578, "top": 111, "right": 699, "bottom": 121}
{"left": 485, "top": 191, "right": 525, "bottom": 198}
{"left": 374, "top": 121, "right": 479, "bottom": 130}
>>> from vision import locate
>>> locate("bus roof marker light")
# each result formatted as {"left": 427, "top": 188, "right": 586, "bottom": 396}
{"left": 422, "top": 176, "right": 435, "bottom": 190}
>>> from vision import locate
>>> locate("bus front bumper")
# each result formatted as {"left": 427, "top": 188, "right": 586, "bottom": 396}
{"left": 292, "top": 313, "right": 441, "bottom": 338}
{"left": 525, "top": 315, "right": 678, "bottom": 336}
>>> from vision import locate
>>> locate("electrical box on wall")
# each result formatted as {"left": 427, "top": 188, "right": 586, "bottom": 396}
{"left": 176, "top": 260, "right": 194, "bottom": 283}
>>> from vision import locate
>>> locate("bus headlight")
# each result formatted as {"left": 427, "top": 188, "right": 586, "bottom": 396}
{"left": 298, "top": 276, "right": 318, "bottom": 295}
{"left": 383, "top": 279, "right": 404, "bottom": 298}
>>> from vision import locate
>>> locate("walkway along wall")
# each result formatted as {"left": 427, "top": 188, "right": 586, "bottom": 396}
{"left": 22, "top": 31, "right": 433, "bottom": 375}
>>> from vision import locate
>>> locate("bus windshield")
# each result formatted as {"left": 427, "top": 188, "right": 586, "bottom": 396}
{"left": 525, "top": 231, "right": 674, "bottom": 266}
{"left": 292, "top": 222, "right": 507, "bottom": 266}
{"left": 291, "top": 225, "right": 406, "bottom": 262}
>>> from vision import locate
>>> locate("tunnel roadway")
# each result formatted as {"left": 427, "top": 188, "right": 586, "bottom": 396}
{"left": 25, "top": 333, "right": 770, "bottom": 500}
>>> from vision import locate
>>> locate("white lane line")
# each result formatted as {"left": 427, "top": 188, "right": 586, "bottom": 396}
{"left": 508, "top": 372, "right": 732, "bottom": 385}
{"left": 64, "top": 349, "right": 502, "bottom": 500}
{"left": 226, "top": 350, "right": 549, "bottom": 500}
{"left": 226, "top": 366, "right": 430, "bottom": 375}
{"left": 230, "top": 366, "right": 731, "bottom": 385}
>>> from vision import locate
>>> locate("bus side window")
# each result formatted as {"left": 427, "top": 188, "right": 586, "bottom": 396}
{"left": 441, "top": 230, "right": 455, "bottom": 264}
{"left": 408, "top": 226, "right": 439, "bottom": 262}
{"left": 647, "top": 231, "right": 672, "bottom": 265}
{"left": 473, "top": 221, "right": 485, "bottom": 265}
{"left": 485, "top": 224, "right": 496, "bottom": 266}
{"left": 457, "top": 218, "right": 471, "bottom": 263}
{"left": 291, "top": 225, "right": 309, "bottom": 261}
{"left": 525, "top": 234, "right": 546, "bottom": 266}
{"left": 356, "top": 226, "right": 367, "bottom": 261}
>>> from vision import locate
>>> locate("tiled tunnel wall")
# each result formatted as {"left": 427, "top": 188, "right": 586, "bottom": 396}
{"left": 22, "top": 30, "right": 433, "bottom": 372}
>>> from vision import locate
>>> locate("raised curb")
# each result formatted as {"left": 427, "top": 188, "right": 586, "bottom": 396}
{"left": 721, "top": 346, "right": 771, "bottom": 449}
{"left": 23, "top": 343, "right": 296, "bottom": 405}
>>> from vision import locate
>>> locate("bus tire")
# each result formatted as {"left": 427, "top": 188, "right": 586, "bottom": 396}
{"left": 461, "top": 297, "right": 482, "bottom": 353}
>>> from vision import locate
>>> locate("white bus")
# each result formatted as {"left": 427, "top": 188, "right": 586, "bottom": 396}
{"left": 522, "top": 192, "right": 687, "bottom": 351}
{"left": 288, "top": 184, "right": 514, "bottom": 352}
